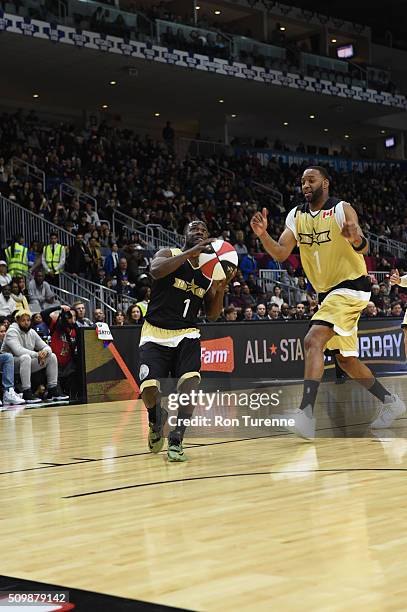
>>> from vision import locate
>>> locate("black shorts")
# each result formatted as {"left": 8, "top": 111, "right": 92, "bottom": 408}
{"left": 138, "top": 338, "right": 201, "bottom": 393}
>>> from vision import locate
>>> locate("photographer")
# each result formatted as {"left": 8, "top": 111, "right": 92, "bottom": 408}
{"left": 40, "top": 304, "right": 78, "bottom": 398}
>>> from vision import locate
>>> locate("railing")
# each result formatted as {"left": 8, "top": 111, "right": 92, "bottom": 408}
{"left": 366, "top": 231, "right": 406, "bottom": 258}
{"left": 252, "top": 180, "right": 284, "bottom": 208}
{"left": 59, "top": 183, "right": 98, "bottom": 214}
{"left": 10, "top": 157, "right": 46, "bottom": 192}
{"left": 0, "top": 195, "right": 76, "bottom": 249}
{"left": 177, "top": 138, "right": 229, "bottom": 159}
{"left": 156, "top": 19, "right": 232, "bottom": 57}
{"left": 60, "top": 273, "right": 138, "bottom": 324}
{"left": 52, "top": 286, "right": 91, "bottom": 308}
{"left": 258, "top": 269, "right": 299, "bottom": 305}
{"left": 111, "top": 210, "right": 183, "bottom": 250}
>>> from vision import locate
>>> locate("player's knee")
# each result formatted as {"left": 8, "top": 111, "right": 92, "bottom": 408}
{"left": 304, "top": 328, "right": 326, "bottom": 352}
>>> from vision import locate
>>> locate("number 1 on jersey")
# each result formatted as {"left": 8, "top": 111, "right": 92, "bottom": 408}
{"left": 183, "top": 298, "right": 191, "bottom": 318}
{"left": 313, "top": 250, "right": 321, "bottom": 273}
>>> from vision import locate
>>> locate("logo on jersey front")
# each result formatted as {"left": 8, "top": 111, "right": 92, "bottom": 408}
{"left": 173, "top": 278, "right": 206, "bottom": 297}
{"left": 298, "top": 228, "right": 331, "bottom": 246}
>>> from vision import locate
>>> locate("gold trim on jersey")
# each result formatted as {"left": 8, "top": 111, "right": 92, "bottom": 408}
{"left": 177, "top": 371, "right": 201, "bottom": 389}
{"left": 139, "top": 320, "right": 200, "bottom": 347}
{"left": 140, "top": 379, "right": 161, "bottom": 393}
{"left": 173, "top": 277, "right": 206, "bottom": 297}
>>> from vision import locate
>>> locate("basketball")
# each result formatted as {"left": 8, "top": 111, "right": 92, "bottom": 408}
{"left": 198, "top": 239, "right": 238, "bottom": 281}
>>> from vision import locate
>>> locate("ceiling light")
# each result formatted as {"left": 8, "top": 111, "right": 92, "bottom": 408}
{"left": 309, "top": 114, "right": 315, "bottom": 119}
{"left": 101, "top": 104, "right": 108, "bottom": 109}
{"left": 33, "top": 93, "right": 39, "bottom": 98}
{"left": 154, "top": 112, "right": 160, "bottom": 117}
{"left": 218, "top": 99, "right": 224, "bottom": 103}
{"left": 109, "top": 80, "right": 117, "bottom": 85}
{"left": 344, "top": 134, "right": 350, "bottom": 138}
{"left": 380, "top": 129, "right": 386, "bottom": 134}
{"left": 214, "top": 10, "right": 221, "bottom": 15}
{"left": 280, "top": 26, "right": 286, "bottom": 31}
{"left": 196, "top": 5, "right": 200, "bottom": 8}
{"left": 283, "top": 122, "right": 288, "bottom": 126}
{"left": 323, "top": 128, "right": 328, "bottom": 132}
{"left": 331, "top": 38, "right": 337, "bottom": 43}
{"left": 231, "top": 114, "right": 237, "bottom": 118}
{"left": 362, "top": 146, "right": 367, "bottom": 150}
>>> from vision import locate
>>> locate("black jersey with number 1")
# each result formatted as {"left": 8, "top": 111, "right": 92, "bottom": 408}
{"left": 146, "top": 248, "right": 212, "bottom": 330}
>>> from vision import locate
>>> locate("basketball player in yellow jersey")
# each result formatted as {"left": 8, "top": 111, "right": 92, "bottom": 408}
{"left": 251, "top": 166, "right": 405, "bottom": 438}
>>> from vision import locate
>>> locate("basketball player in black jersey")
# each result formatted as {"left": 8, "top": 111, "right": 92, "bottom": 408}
{"left": 138, "top": 221, "right": 235, "bottom": 461}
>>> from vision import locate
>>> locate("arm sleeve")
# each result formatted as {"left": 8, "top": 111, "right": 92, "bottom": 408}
{"left": 40, "top": 306, "right": 61, "bottom": 325}
{"left": 334, "top": 201, "right": 346, "bottom": 230}
{"left": 285, "top": 207, "right": 298, "bottom": 240}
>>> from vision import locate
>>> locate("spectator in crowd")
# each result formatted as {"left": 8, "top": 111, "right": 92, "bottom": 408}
{"left": 72, "top": 301, "right": 93, "bottom": 327}
{"left": 0, "top": 261, "right": 11, "bottom": 287}
{"left": 294, "top": 277, "right": 309, "bottom": 304}
{"left": 293, "top": 303, "right": 308, "bottom": 320}
{"left": 136, "top": 286, "right": 151, "bottom": 316}
{"left": 10, "top": 279, "right": 30, "bottom": 313}
{"left": 40, "top": 304, "right": 77, "bottom": 398}
{"left": 5, "top": 235, "right": 28, "bottom": 278}
{"left": 114, "top": 310, "right": 125, "bottom": 325}
{"left": 362, "top": 302, "right": 378, "bottom": 318}
{"left": 67, "top": 234, "right": 92, "bottom": 278}
{"left": 42, "top": 232, "right": 66, "bottom": 287}
{"left": 280, "top": 303, "right": 292, "bottom": 321}
{"left": 391, "top": 302, "right": 403, "bottom": 317}
{"left": 1, "top": 310, "right": 68, "bottom": 403}
{"left": 267, "top": 303, "right": 280, "bottom": 320}
{"left": 270, "top": 285, "right": 284, "bottom": 309}
{"left": 228, "top": 281, "right": 246, "bottom": 313}
{"left": 243, "top": 306, "right": 259, "bottom": 321}
{"left": 88, "top": 237, "right": 103, "bottom": 281}
{"left": 104, "top": 243, "right": 121, "bottom": 276}
{"left": 240, "top": 248, "right": 258, "bottom": 280}
{"left": 0, "top": 321, "right": 26, "bottom": 406}
{"left": 241, "top": 283, "right": 256, "bottom": 308}
{"left": 113, "top": 257, "right": 135, "bottom": 297}
{"left": 162, "top": 121, "right": 175, "bottom": 147}
{"left": 246, "top": 273, "right": 262, "bottom": 296}
{"left": 28, "top": 269, "right": 56, "bottom": 312}
{"left": 256, "top": 303, "right": 267, "bottom": 320}
{"left": 0, "top": 285, "right": 17, "bottom": 317}
{"left": 126, "top": 304, "right": 144, "bottom": 325}
{"left": 93, "top": 308, "right": 106, "bottom": 323}
{"left": 27, "top": 241, "right": 43, "bottom": 274}
{"left": 234, "top": 231, "right": 248, "bottom": 260}
{"left": 31, "top": 312, "right": 50, "bottom": 340}
{"left": 223, "top": 305, "right": 238, "bottom": 322}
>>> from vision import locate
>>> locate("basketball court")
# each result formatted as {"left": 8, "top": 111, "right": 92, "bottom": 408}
{"left": 1, "top": 376, "right": 407, "bottom": 610}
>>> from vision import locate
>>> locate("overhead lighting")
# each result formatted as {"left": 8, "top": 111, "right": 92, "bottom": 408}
{"left": 344, "top": 134, "right": 350, "bottom": 139}
{"left": 196, "top": 5, "right": 200, "bottom": 8}
{"left": 323, "top": 128, "right": 329, "bottom": 132}
{"left": 331, "top": 38, "right": 337, "bottom": 43}
{"left": 33, "top": 93, "right": 39, "bottom": 98}
{"left": 214, "top": 10, "right": 221, "bottom": 15}
{"left": 309, "top": 114, "right": 315, "bottom": 119}
{"left": 154, "top": 112, "right": 160, "bottom": 117}
{"left": 231, "top": 114, "right": 237, "bottom": 118}
{"left": 380, "top": 129, "right": 386, "bottom": 134}
{"left": 109, "top": 80, "right": 117, "bottom": 86}
{"left": 218, "top": 99, "right": 224, "bottom": 103}
{"left": 101, "top": 104, "right": 108, "bottom": 109}
{"left": 362, "top": 146, "right": 367, "bottom": 150}
{"left": 283, "top": 121, "right": 288, "bottom": 126}
{"left": 280, "top": 26, "right": 286, "bottom": 31}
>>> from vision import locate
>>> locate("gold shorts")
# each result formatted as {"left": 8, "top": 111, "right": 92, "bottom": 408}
{"left": 311, "top": 291, "right": 370, "bottom": 357}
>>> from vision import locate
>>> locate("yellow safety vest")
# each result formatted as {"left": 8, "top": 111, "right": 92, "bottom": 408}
{"left": 5, "top": 243, "right": 28, "bottom": 277}
{"left": 44, "top": 243, "right": 64, "bottom": 274}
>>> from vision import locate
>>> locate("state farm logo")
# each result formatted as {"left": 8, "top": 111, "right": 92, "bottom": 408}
{"left": 200, "top": 337, "right": 234, "bottom": 372}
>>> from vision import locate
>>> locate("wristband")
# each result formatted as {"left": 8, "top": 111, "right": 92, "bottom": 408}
{"left": 352, "top": 237, "right": 367, "bottom": 252}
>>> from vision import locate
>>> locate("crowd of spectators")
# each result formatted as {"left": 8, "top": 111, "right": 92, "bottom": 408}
{"left": 6, "top": 0, "right": 400, "bottom": 95}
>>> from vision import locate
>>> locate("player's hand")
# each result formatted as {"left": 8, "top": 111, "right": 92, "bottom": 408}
{"left": 250, "top": 208, "right": 268, "bottom": 237}
{"left": 224, "top": 264, "right": 237, "bottom": 283}
{"left": 390, "top": 269, "right": 401, "bottom": 285}
{"left": 186, "top": 238, "right": 215, "bottom": 259}
{"left": 341, "top": 221, "right": 360, "bottom": 242}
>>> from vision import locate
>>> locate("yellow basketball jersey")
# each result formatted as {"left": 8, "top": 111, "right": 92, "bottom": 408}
{"left": 286, "top": 198, "right": 368, "bottom": 294}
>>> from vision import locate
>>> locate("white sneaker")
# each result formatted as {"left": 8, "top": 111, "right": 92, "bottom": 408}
{"left": 371, "top": 394, "right": 406, "bottom": 429}
{"left": 3, "top": 388, "right": 26, "bottom": 405}
{"left": 285, "top": 406, "right": 316, "bottom": 440}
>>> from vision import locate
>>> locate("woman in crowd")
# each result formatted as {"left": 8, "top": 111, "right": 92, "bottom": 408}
{"left": 126, "top": 304, "right": 143, "bottom": 325}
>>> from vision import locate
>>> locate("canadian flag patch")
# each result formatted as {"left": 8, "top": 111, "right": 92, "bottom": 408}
{"left": 322, "top": 209, "right": 334, "bottom": 219}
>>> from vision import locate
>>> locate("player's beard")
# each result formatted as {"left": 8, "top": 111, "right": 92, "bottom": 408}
{"left": 309, "top": 184, "right": 323, "bottom": 203}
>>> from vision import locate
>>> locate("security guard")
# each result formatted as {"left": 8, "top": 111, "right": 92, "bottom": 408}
{"left": 42, "top": 232, "right": 66, "bottom": 287}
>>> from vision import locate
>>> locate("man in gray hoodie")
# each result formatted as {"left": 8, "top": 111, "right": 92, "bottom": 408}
{"left": 1, "top": 310, "right": 69, "bottom": 403}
